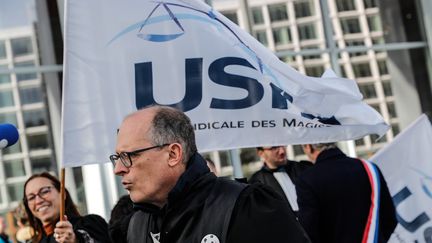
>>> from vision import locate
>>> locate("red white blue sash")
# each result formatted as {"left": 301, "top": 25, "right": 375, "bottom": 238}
{"left": 360, "top": 160, "right": 381, "bottom": 243}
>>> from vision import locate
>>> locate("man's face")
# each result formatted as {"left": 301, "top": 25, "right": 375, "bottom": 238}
{"left": 113, "top": 110, "right": 179, "bottom": 207}
{"left": 258, "top": 146, "right": 287, "bottom": 169}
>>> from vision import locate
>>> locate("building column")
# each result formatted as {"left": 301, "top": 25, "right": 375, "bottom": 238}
{"left": 82, "top": 163, "right": 118, "bottom": 219}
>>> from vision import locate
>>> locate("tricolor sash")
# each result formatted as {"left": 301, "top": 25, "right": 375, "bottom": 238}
{"left": 360, "top": 160, "right": 381, "bottom": 243}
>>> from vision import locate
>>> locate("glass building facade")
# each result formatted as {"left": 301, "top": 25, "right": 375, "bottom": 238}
{"left": 0, "top": 27, "right": 56, "bottom": 212}
{"left": 0, "top": 0, "right": 87, "bottom": 216}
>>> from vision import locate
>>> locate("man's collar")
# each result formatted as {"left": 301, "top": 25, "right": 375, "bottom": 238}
{"left": 133, "top": 202, "right": 162, "bottom": 214}
{"left": 263, "top": 161, "right": 287, "bottom": 173}
{"left": 167, "top": 152, "right": 210, "bottom": 203}
{"left": 133, "top": 152, "right": 210, "bottom": 212}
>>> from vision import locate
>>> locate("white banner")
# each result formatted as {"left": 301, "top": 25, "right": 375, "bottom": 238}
{"left": 371, "top": 114, "right": 432, "bottom": 243}
{"left": 62, "top": 0, "right": 388, "bottom": 167}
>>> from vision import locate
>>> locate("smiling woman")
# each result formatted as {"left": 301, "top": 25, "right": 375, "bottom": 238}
{"left": 22, "top": 172, "right": 112, "bottom": 243}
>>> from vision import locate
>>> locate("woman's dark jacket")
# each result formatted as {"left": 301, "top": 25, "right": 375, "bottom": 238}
{"left": 40, "top": 214, "right": 111, "bottom": 243}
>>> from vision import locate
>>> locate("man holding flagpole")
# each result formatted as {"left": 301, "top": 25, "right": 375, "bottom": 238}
{"left": 111, "top": 105, "right": 311, "bottom": 243}
{"left": 296, "top": 143, "right": 397, "bottom": 243}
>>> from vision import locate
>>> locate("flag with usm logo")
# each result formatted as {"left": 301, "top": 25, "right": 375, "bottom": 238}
{"left": 371, "top": 114, "right": 432, "bottom": 242}
{"left": 62, "top": 0, "right": 388, "bottom": 167}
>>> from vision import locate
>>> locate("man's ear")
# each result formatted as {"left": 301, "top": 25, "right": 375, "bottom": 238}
{"left": 167, "top": 143, "right": 183, "bottom": 167}
{"left": 257, "top": 149, "right": 264, "bottom": 158}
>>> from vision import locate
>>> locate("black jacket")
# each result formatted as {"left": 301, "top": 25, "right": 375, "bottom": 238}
{"left": 40, "top": 214, "right": 111, "bottom": 243}
{"left": 126, "top": 153, "right": 310, "bottom": 243}
{"left": 296, "top": 148, "right": 397, "bottom": 243}
{"left": 249, "top": 160, "right": 312, "bottom": 205}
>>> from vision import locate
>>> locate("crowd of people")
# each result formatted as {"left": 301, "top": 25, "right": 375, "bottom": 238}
{"left": 0, "top": 105, "right": 397, "bottom": 242}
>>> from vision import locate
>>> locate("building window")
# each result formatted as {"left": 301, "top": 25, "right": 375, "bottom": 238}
{"left": 303, "top": 53, "right": 321, "bottom": 60}
{"left": 272, "top": 27, "right": 291, "bottom": 45}
{"left": 382, "top": 81, "right": 393, "bottom": 96}
{"left": 27, "top": 133, "right": 50, "bottom": 150}
{"left": 364, "top": 0, "right": 378, "bottom": 8}
{"left": 15, "top": 61, "right": 37, "bottom": 81}
{"left": 31, "top": 157, "right": 55, "bottom": 174}
{"left": 392, "top": 123, "right": 400, "bottom": 136}
{"left": 23, "top": 109, "right": 47, "bottom": 127}
{"left": 252, "top": 7, "right": 264, "bottom": 25}
{"left": 240, "top": 148, "right": 260, "bottom": 164}
{"left": 346, "top": 40, "right": 367, "bottom": 57}
{"left": 305, "top": 66, "right": 325, "bottom": 77}
{"left": 370, "top": 103, "right": 381, "bottom": 114}
{"left": 11, "top": 37, "right": 33, "bottom": 57}
{"left": 359, "top": 83, "right": 377, "bottom": 99}
{"left": 355, "top": 138, "right": 365, "bottom": 146}
{"left": 340, "top": 65, "right": 347, "bottom": 77}
{"left": 371, "top": 133, "right": 386, "bottom": 144}
{"left": 279, "top": 55, "right": 295, "bottom": 63}
{"left": 301, "top": 46, "right": 321, "bottom": 60}
{"left": 387, "top": 102, "right": 397, "bottom": 118}
{"left": 4, "top": 159, "right": 26, "bottom": 178}
{"left": 222, "top": 11, "right": 238, "bottom": 25}
{"left": 378, "top": 60, "right": 388, "bottom": 75}
{"left": 0, "top": 90, "right": 14, "bottom": 108}
{"left": 19, "top": 86, "right": 43, "bottom": 105}
{"left": 298, "top": 23, "right": 317, "bottom": 40}
{"left": 352, "top": 63, "right": 372, "bottom": 77}
{"left": 340, "top": 18, "right": 362, "bottom": 34}
{"left": 0, "top": 40, "right": 6, "bottom": 59}
{"left": 293, "top": 145, "right": 305, "bottom": 156}
{"left": 336, "top": 0, "right": 356, "bottom": 11}
{"left": 372, "top": 37, "right": 385, "bottom": 45}
{"left": 294, "top": 0, "right": 314, "bottom": 18}
{"left": 0, "top": 65, "right": 11, "bottom": 84}
{"left": 7, "top": 182, "right": 25, "bottom": 202}
{"left": 0, "top": 112, "right": 17, "bottom": 124}
{"left": 367, "top": 15, "right": 382, "bottom": 32}
{"left": 218, "top": 150, "right": 231, "bottom": 167}
{"left": 268, "top": 3, "right": 288, "bottom": 22}
{"left": 254, "top": 30, "right": 268, "bottom": 46}
{"left": 2, "top": 141, "right": 21, "bottom": 155}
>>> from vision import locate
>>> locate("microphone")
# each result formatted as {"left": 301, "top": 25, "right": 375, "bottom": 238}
{"left": 0, "top": 124, "right": 19, "bottom": 149}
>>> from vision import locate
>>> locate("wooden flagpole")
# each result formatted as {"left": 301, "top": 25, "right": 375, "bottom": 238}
{"left": 60, "top": 168, "right": 66, "bottom": 221}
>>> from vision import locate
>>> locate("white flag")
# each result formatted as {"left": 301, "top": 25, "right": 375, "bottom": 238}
{"left": 62, "top": 0, "right": 388, "bottom": 167}
{"left": 371, "top": 114, "right": 432, "bottom": 243}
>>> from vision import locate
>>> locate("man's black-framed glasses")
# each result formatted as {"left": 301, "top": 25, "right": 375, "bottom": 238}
{"left": 25, "top": 186, "right": 53, "bottom": 203}
{"left": 262, "top": 146, "right": 284, "bottom": 151}
{"left": 110, "top": 144, "right": 169, "bottom": 168}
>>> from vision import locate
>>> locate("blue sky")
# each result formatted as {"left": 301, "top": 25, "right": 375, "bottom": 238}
{"left": 0, "top": 0, "right": 36, "bottom": 29}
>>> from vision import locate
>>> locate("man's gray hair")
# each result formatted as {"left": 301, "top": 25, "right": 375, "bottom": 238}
{"left": 309, "top": 142, "right": 337, "bottom": 152}
{"left": 147, "top": 106, "right": 197, "bottom": 163}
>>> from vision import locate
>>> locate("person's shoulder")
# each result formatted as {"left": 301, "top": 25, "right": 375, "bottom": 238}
{"left": 248, "top": 167, "right": 268, "bottom": 183}
{"left": 237, "top": 182, "right": 285, "bottom": 205}
{"left": 214, "top": 177, "right": 248, "bottom": 191}
{"left": 298, "top": 160, "right": 313, "bottom": 167}
{"left": 228, "top": 183, "right": 311, "bottom": 243}
{"left": 297, "top": 161, "right": 318, "bottom": 177}
{"left": 82, "top": 214, "right": 107, "bottom": 222}
{"left": 290, "top": 159, "right": 313, "bottom": 172}
{"left": 73, "top": 214, "right": 112, "bottom": 242}
{"left": 74, "top": 214, "right": 108, "bottom": 228}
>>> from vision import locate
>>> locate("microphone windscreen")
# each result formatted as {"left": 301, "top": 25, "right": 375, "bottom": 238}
{"left": 0, "top": 124, "right": 19, "bottom": 149}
